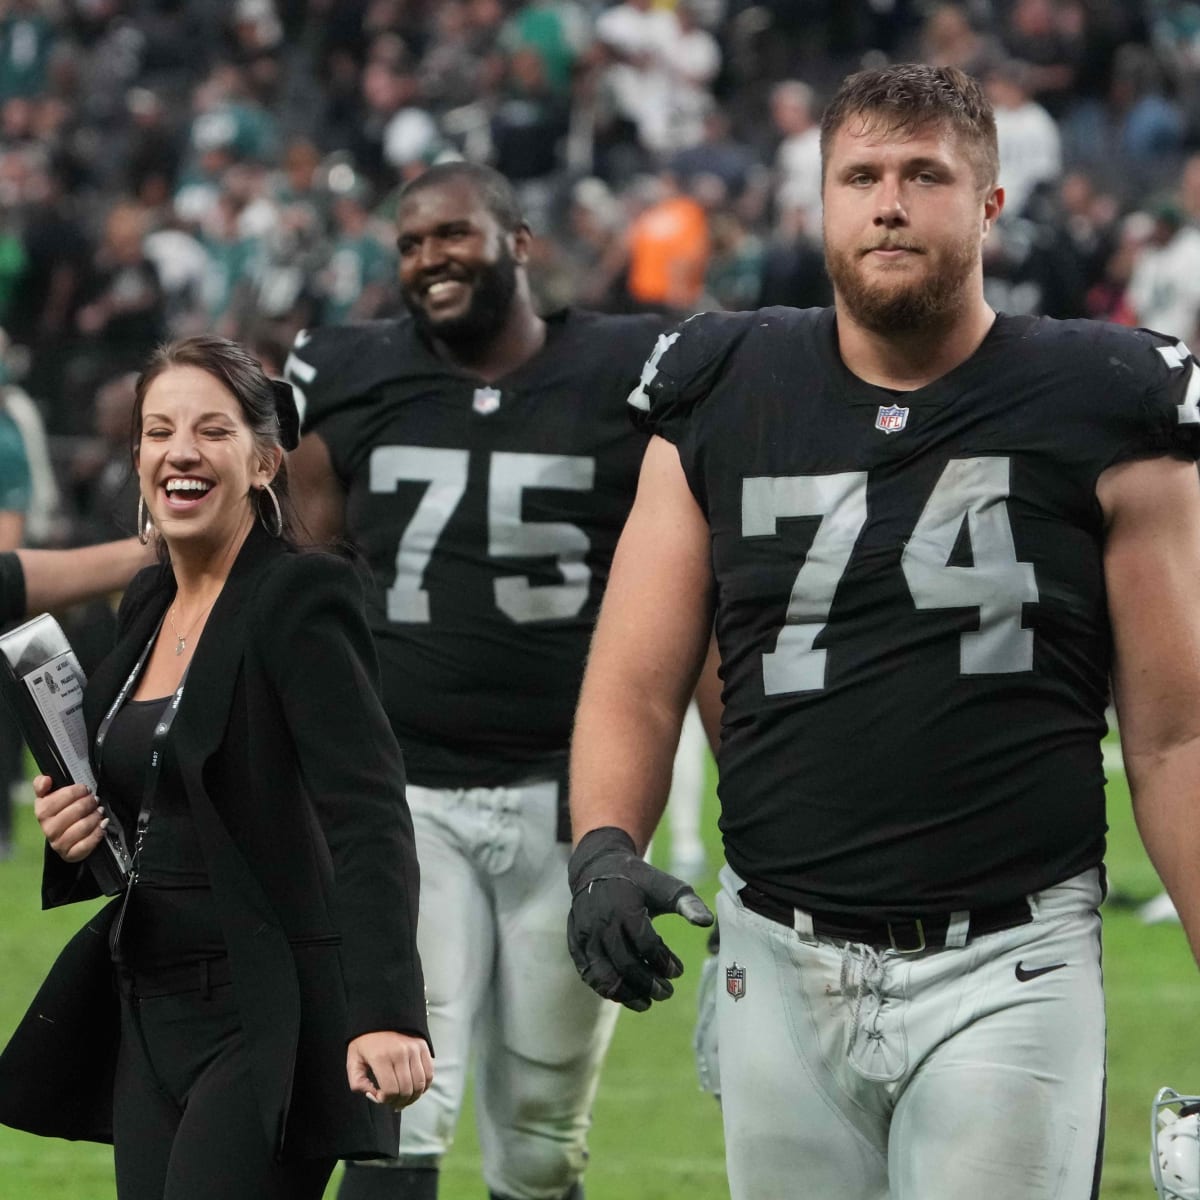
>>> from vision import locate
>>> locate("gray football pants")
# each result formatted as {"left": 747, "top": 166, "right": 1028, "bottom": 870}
{"left": 385, "top": 781, "right": 619, "bottom": 1200}
{"left": 715, "top": 866, "right": 1106, "bottom": 1200}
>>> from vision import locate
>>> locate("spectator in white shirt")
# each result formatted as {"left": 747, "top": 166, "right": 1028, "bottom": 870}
{"left": 770, "top": 80, "right": 822, "bottom": 237}
{"left": 1127, "top": 199, "right": 1200, "bottom": 344}
{"left": 985, "top": 59, "right": 1062, "bottom": 218}
{"left": 594, "top": 0, "right": 678, "bottom": 155}
{"left": 658, "top": 1, "right": 721, "bottom": 154}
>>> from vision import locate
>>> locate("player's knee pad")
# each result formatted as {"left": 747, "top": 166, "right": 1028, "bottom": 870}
{"left": 484, "top": 1128, "right": 587, "bottom": 1200}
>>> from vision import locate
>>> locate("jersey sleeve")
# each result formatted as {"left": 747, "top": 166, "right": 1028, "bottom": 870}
{"left": 284, "top": 321, "right": 407, "bottom": 437}
{"left": 626, "top": 310, "right": 753, "bottom": 445}
{"left": 1132, "top": 327, "right": 1200, "bottom": 462}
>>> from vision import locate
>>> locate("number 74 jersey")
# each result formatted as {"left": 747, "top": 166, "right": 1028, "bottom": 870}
{"left": 634, "top": 307, "right": 1200, "bottom": 913}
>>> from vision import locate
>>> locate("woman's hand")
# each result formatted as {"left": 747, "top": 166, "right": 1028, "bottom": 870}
{"left": 32, "top": 775, "right": 107, "bottom": 863}
{"left": 346, "top": 1031, "right": 434, "bottom": 1111}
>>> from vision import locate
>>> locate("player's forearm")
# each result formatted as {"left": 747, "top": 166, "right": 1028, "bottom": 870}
{"left": 569, "top": 436, "right": 714, "bottom": 849}
{"left": 17, "top": 538, "right": 151, "bottom": 614}
{"left": 693, "top": 633, "right": 723, "bottom": 755}
{"left": 0, "top": 511, "right": 23, "bottom": 552}
{"left": 570, "top": 675, "right": 687, "bottom": 853}
{"left": 289, "top": 433, "right": 347, "bottom": 546}
{"left": 1125, "top": 738, "right": 1200, "bottom": 968}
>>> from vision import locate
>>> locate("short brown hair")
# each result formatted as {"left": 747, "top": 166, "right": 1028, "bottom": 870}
{"left": 820, "top": 63, "right": 999, "bottom": 189}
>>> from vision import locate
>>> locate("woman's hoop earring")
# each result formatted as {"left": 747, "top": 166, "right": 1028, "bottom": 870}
{"left": 136, "top": 495, "right": 153, "bottom": 545}
{"left": 259, "top": 483, "right": 283, "bottom": 538}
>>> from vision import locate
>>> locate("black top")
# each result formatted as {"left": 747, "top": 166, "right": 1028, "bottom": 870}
{"left": 287, "top": 309, "right": 666, "bottom": 787}
{"left": 635, "top": 307, "right": 1200, "bottom": 915}
{"left": 99, "top": 693, "right": 221, "bottom": 967}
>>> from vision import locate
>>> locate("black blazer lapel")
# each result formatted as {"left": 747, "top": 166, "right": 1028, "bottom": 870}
{"left": 168, "top": 527, "right": 285, "bottom": 780}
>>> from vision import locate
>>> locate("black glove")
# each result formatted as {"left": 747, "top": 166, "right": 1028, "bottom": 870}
{"left": 567, "top": 826, "right": 715, "bottom": 1013}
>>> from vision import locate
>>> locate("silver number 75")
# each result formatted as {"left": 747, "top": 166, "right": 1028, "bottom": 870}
{"left": 370, "top": 446, "right": 595, "bottom": 625}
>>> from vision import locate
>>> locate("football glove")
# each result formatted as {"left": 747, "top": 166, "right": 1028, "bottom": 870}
{"left": 567, "top": 825, "right": 714, "bottom": 1012}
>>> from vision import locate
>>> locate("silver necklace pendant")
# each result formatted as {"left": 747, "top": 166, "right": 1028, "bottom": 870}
{"left": 175, "top": 636, "right": 186, "bottom": 656}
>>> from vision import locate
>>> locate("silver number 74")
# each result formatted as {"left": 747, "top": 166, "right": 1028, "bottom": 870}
{"left": 744, "top": 457, "right": 1039, "bottom": 696}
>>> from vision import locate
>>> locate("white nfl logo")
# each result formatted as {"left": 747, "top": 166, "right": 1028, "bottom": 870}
{"left": 472, "top": 386, "right": 502, "bottom": 415}
{"left": 875, "top": 403, "right": 909, "bottom": 434}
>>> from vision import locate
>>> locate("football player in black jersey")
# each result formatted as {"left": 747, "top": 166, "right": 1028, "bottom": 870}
{"left": 285, "top": 163, "right": 668, "bottom": 1200}
{"left": 567, "top": 64, "right": 1200, "bottom": 1200}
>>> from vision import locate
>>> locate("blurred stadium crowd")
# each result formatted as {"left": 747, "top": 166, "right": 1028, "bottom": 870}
{"left": 0, "top": 0, "right": 1199, "bottom": 829}
{"left": 3, "top": 0, "right": 1200, "bottom": 541}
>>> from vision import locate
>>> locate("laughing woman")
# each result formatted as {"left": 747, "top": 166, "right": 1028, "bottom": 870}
{"left": 0, "top": 335, "right": 431, "bottom": 1200}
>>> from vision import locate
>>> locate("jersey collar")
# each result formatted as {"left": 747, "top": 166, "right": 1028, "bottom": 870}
{"left": 826, "top": 309, "right": 1031, "bottom": 409}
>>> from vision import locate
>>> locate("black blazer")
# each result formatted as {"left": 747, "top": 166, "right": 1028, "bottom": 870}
{"left": 0, "top": 523, "right": 428, "bottom": 1160}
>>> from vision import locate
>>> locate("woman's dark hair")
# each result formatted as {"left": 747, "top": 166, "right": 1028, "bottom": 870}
{"left": 131, "top": 334, "right": 302, "bottom": 548}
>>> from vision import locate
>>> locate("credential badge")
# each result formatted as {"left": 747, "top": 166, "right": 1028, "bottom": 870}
{"left": 875, "top": 403, "right": 909, "bottom": 435}
{"left": 472, "top": 386, "right": 502, "bottom": 416}
{"left": 726, "top": 961, "right": 746, "bottom": 1001}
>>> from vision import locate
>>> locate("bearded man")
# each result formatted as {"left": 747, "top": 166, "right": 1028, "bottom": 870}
{"left": 286, "top": 162, "right": 668, "bottom": 1200}
{"left": 565, "top": 63, "right": 1200, "bottom": 1200}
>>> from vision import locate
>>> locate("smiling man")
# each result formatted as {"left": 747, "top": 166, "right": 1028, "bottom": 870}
{"left": 285, "top": 163, "right": 667, "bottom": 1200}
{"left": 566, "top": 64, "right": 1200, "bottom": 1199}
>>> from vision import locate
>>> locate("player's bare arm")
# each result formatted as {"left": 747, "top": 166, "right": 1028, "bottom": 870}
{"left": 571, "top": 435, "right": 716, "bottom": 848}
{"left": 1099, "top": 454, "right": 1200, "bottom": 967}
{"left": 17, "top": 538, "right": 152, "bottom": 614}
{"left": 693, "top": 633, "right": 723, "bottom": 754}
{"left": 0, "top": 511, "right": 24, "bottom": 552}
{"left": 289, "top": 430, "right": 347, "bottom": 545}
{"left": 568, "top": 436, "right": 716, "bottom": 1012}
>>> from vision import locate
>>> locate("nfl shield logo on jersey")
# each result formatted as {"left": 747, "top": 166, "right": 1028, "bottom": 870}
{"left": 472, "top": 386, "right": 502, "bottom": 415}
{"left": 726, "top": 962, "right": 746, "bottom": 1001}
{"left": 875, "top": 403, "right": 909, "bottom": 434}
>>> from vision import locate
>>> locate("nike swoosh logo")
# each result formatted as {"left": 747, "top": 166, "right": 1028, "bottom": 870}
{"left": 1015, "top": 960, "right": 1068, "bottom": 982}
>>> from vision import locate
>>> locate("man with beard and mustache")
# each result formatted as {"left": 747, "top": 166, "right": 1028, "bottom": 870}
{"left": 284, "top": 161, "right": 669, "bottom": 1200}
{"left": 564, "top": 64, "right": 1200, "bottom": 1199}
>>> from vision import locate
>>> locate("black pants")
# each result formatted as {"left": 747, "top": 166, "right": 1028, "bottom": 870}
{"left": 114, "top": 962, "right": 334, "bottom": 1200}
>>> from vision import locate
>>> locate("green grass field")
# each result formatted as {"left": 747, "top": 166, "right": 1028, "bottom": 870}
{"left": 0, "top": 744, "right": 1193, "bottom": 1199}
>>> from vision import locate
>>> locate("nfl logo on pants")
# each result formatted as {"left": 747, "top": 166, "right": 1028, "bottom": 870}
{"left": 726, "top": 962, "right": 746, "bottom": 1001}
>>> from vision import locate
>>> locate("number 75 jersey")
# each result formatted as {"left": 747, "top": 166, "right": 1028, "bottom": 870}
{"left": 634, "top": 307, "right": 1200, "bottom": 913}
{"left": 287, "top": 310, "right": 664, "bottom": 788}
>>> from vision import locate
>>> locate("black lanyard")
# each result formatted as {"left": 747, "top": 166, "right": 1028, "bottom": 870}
{"left": 95, "top": 614, "right": 190, "bottom": 947}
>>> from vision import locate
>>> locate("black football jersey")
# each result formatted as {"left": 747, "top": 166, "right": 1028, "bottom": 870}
{"left": 635, "top": 307, "right": 1200, "bottom": 913}
{"left": 287, "top": 309, "right": 664, "bottom": 787}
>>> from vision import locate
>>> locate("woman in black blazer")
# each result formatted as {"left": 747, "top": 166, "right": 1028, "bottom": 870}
{"left": 1, "top": 335, "right": 431, "bottom": 1199}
